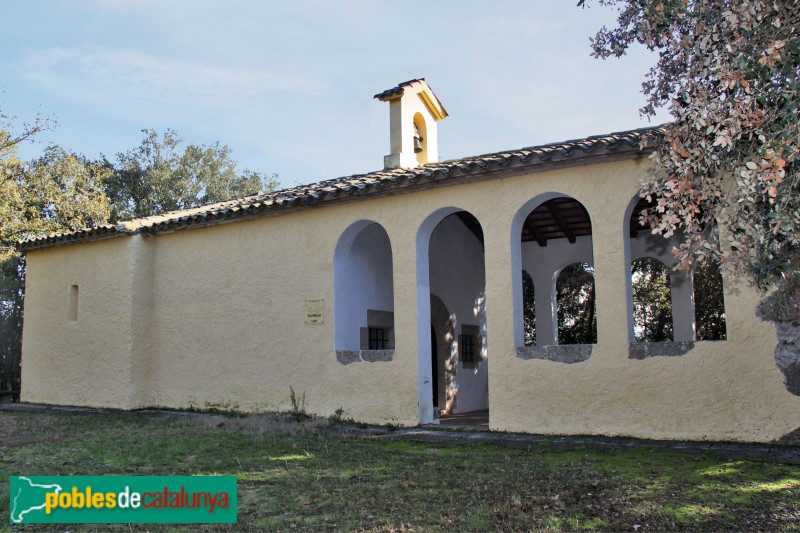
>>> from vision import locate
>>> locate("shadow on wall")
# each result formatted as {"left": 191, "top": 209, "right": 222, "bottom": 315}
{"left": 758, "top": 287, "right": 800, "bottom": 396}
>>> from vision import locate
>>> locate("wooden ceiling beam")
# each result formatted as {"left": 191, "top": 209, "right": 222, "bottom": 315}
{"left": 523, "top": 218, "right": 547, "bottom": 247}
{"left": 456, "top": 211, "right": 484, "bottom": 245}
{"left": 547, "top": 203, "right": 577, "bottom": 243}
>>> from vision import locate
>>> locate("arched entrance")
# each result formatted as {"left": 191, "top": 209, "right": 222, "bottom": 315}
{"left": 416, "top": 208, "right": 488, "bottom": 423}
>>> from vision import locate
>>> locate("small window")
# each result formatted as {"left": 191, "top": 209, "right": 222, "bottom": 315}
{"left": 68, "top": 284, "right": 79, "bottom": 321}
{"left": 368, "top": 327, "right": 389, "bottom": 350}
{"left": 360, "top": 309, "right": 395, "bottom": 350}
{"left": 459, "top": 324, "right": 480, "bottom": 366}
{"left": 460, "top": 334, "right": 477, "bottom": 363}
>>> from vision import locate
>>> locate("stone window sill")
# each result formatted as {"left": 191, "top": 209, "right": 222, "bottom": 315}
{"left": 515, "top": 344, "right": 592, "bottom": 364}
{"left": 628, "top": 341, "right": 695, "bottom": 359}
{"left": 336, "top": 349, "right": 394, "bottom": 365}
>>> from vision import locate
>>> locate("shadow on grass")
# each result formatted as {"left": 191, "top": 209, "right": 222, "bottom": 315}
{"left": 1, "top": 411, "right": 798, "bottom": 531}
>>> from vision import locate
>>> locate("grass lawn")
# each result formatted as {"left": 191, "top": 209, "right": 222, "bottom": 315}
{"left": 1, "top": 410, "right": 799, "bottom": 532}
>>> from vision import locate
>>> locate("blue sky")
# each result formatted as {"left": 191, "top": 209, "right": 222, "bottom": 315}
{"left": 1, "top": 1, "right": 666, "bottom": 187}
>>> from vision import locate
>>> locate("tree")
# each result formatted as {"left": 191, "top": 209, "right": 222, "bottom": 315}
{"left": 522, "top": 269, "right": 536, "bottom": 346}
{"left": 0, "top": 110, "right": 50, "bottom": 182}
{"left": 693, "top": 258, "right": 728, "bottom": 340}
{"left": 631, "top": 257, "right": 673, "bottom": 342}
{"left": 0, "top": 144, "right": 113, "bottom": 395}
{"left": 0, "top": 257, "right": 23, "bottom": 395}
{"left": 583, "top": 0, "right": 800, "bottom": 315}
{"left": 556, "top": 262, "right": 597, "bottom": 344}
{"left": 106, "top": 129, "right": 279, "bottom": 221}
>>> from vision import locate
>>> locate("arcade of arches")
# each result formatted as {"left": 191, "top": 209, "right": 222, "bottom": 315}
{"left": 334, "top": 194, "right": 726, "bottom": 423}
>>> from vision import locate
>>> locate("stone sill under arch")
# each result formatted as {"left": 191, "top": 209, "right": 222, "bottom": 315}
{"left": 515, "top": 345, "right": 593, "bottom": 364}
{"left": 336, "top": 350, "right": 394, "bottom": 365}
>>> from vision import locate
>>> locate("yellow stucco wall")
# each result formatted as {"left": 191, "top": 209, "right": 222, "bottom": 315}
{"left": 20, "top": 156, "right": 800, "bottom": 442}
{"left": 21, "top": 237, "right": 145, "bottom": 409}
{"left": 145, "top": 207, "right": 419, "bottom": 423}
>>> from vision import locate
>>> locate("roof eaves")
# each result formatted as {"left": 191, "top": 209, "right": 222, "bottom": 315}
{"left": 374, "top": 78, "right": 426, "bottom": 101}
{"left": 17, "top": 225, "right": 125, "bottom": 252}
{"left": 18, "top": 125, "right": 664, "bottom": 250}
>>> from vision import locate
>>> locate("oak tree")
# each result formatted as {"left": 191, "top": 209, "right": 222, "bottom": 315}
{"left": 584, "top": 0, "right": 800, "bottom": 316}
{"left": 0, "top": 143, "right": 113, "bottom": 394}
{"left": 106, "top": 129, "right": 279, "bottom": 221}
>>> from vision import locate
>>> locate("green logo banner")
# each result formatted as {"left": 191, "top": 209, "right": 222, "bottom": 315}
{"left": 10, "top": 476, "right": 237, "bottom": 524}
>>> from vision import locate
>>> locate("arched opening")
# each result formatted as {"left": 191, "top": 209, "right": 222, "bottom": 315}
{"left": 626, "top": 196, "right": 696, "bottom": 342}
{"left": 333, "top": 221, "right": 394, "bottom": 355}
{"left": 416, "top": 208, "right": 487, "bottom": 423}
{"left": 413, "top": 113, "right": 428, "bottom": 165}
{"left": 631, "top": 257, "right": 674, "bottom": 342}
{"left": 512, "top": 195, "right": 595, "bottom": 349}
{"left": 556, "top": 262, "right": 597, "bottom": 344}
{"left": 693, "top": 258, "right": 728, "bottom": 340}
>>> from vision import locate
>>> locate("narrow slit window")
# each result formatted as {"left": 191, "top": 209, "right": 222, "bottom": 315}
{"left": 68, "top": 284, "right": 79, "bottom": 321}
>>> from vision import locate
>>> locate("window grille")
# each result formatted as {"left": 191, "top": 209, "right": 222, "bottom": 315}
{"left": 368, "top": 327, "right": 389, "bottom": 350}
{"left": 460, "top": 334, "right": 477, "bottom": 363}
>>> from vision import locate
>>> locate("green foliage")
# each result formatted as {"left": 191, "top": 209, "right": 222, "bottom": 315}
{"left": 289, "top": 386, "right": 309, "bottom": 422}
{"left": 556, "top": 262, "right": 597, "bottom": 344}
{"left": 0, "top": 255, "right": 22, "bottom": 394}
{"left": 1, "top": 146, "right": 113, "bottom": 243}
{"left": 106, "top": 129, "right": 278, "bottom": 221}
{"left": 694, "top": 258, "right": 728, "bottom": 340}
{"left": 631, "top": 257, "right": 674, "bottom": 342}
{"left": 585, "top": 0, "right": 800, "bottom": 309}
{"left": 328, "top": 407, "right": 348, "bottom": 424}
{"left": 757, "top": 276, "right": 800, "bottom": 322}
{"left": 522, "top": 269, "right": 536, "bottom": 346}
{"left": 0, "top": 138, "right": 113, "bottom": 395}
{"left": 0, "top": 109, "right": 51, "bottom": 174}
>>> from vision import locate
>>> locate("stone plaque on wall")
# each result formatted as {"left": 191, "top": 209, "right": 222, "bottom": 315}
{"left": 305, "top": 299, "right": 324, "bottom": 324}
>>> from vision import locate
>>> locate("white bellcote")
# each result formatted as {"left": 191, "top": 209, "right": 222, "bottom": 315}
{"left": 374, "top": 79, "right": 448, "bottom": 169}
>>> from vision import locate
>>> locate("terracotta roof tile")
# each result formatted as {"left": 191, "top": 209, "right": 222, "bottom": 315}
{"left": 18, "top": 125, "right": 664, "bottom": 251}
{"left": 373, "top": 78, "right": 426, "bottom": 101}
